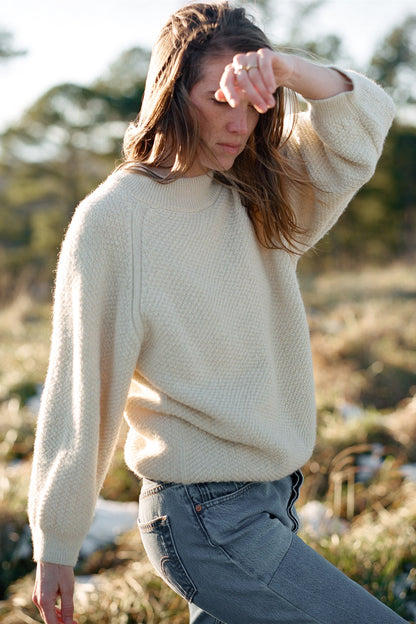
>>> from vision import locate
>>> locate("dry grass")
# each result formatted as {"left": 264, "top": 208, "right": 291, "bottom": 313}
{"left": 0, "top": 295, "right": 50, "bottom": 403}
{"left": 300, "top": 479, "right": 416, "bottom": 621}
{"left": 299, "top": 261, "right": 416, "bottom": 411}
{"left": 0, "top": 261, "right": 415, "bottom": 622}
{"left": 1, "top": 531, "right": 188, "bottom": 624}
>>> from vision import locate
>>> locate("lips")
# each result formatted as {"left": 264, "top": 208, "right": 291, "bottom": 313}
{"left": 217, "top": 143, "right": 241, "bottom": 154}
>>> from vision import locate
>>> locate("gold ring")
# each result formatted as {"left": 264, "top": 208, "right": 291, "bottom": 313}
{"left": 236, "top": 63, "right": 258, "bottom": 72}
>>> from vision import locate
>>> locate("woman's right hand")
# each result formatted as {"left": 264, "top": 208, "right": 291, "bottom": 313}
{"left": 33, "top": 562, "right": 76, "bottom": 624}
{"left": 216, "top": 48, "right": 353, "bottom": 112}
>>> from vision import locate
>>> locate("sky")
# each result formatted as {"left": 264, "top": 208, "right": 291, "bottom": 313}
{"left": 1, "top": 0, "right": 415, "bottom": 132}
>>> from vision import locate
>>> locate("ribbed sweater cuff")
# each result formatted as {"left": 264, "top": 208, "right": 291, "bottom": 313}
{"left": 31, "top": 528, "right": 82, "bottom": 567}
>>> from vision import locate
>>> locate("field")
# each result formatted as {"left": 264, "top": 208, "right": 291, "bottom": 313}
{"left": 0, "top": 261, "right": 415, "bottom": 623}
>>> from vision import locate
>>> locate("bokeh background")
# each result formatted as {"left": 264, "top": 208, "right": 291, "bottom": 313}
{"left": 0, "top": 1, "right": 415, "bottom": 622}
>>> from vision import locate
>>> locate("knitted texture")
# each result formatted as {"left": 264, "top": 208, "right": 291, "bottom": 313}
{"left": 28, "top": 70, "right": 395, "bottom": 566}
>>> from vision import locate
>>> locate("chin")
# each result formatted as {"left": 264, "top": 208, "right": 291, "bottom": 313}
{"left": 211, "top": 157, "right": 237, "bottom": 173}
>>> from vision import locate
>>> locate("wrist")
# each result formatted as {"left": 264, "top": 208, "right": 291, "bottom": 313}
{"left": 272, "top": 51, "right": 298, "bottom": 91}
{"left": 282, "top": 57, "right": 353, "bottom": 100}
{"left": 279, "top": 53, "right": 301, "bottom": 92}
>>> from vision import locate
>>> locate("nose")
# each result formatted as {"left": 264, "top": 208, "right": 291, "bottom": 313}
{"left": 226, "top": 105, "right": 250, "bottom": 135}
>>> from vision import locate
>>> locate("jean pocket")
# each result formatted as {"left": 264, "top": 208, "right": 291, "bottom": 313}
{"left": 138, "top": 515, "right": 196, "bottom": 601}
{"left": 192, "top": 482, "right": 293, "bottom": 585}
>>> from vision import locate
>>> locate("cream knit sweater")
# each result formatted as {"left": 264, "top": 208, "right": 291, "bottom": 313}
{"left": 29, "top": 70, "right": 395, "bottom": 566}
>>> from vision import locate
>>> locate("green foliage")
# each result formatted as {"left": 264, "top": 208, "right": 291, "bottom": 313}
{"left": 30, "top": 207, "right": 66, "bottom": 256}
{"left": 0, "top": 48, "right": 147, "bottom": 299}
{"left": 0, "top": 31, "right": 26, "bottom": 60}
{"left": 302, "top": 121, "right": 416, "bottom": 271}
{"left": 0, "top": 11, "right": 415, "bottom": 301}
{"left": 369, "top": 15, "right": 416, "bottom": 105}
{"left": 94, "top": 47, "right": 150, "bottom": 98}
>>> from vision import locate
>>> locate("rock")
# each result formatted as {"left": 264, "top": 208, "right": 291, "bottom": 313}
{"left": 356, "top": 443, "right": 384, "bottom": 482}
{"left": 298, "top": 501, "right": 348, "bottom": 538}
{"left": 399, "top": 464, "right": 416, "bottom": 482}
{"left": 80, "top": 498, "right": 139, "bottom": 559}
{"left": 338, "top": 401, "right": 365, "bottom": 422}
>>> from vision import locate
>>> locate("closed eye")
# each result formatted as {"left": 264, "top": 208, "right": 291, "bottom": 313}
{"left": 212, "top": 98, "right": 229, "bottom": 106}
{"left": 211, "top": 97, "right": 258, "bottom": 112}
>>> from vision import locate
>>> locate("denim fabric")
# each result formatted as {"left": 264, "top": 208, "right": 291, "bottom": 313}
{"left": 138, "top": 472, "right": 406, "bottom": 623}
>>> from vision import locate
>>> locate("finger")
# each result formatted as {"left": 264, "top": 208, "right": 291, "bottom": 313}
{"left": 55, "top": 608, "right": 65, "bottom": 623}
{"left": 59, "top": 590, "right": 75, "bottom": 624}
{"left": 246, "top": 66, "right": 276, "bottom": 108}
{"left": 55, "top": 606, "right": 77, "bottom": 624}
{"left": 219, "top": 63, "right": 240, "bottom": 107}
{"left": 34, "top": 565, "right": 59, "bottom": 624}
{"left": 214, "top": 88, "right": 227, "bottom": 102}
{"left": 258, "top": 48, "right": 278, "bottom": 94}
{"left": 39, "top": 598, "right": 59, "bottom": 624}
{"left": 58, "top": 568, "right": 75, "bottom": 624}
{"left": 233, "top": 67, "right": 270, "bottom": 113}
{"left": 232, "top": 53, "right": 274, "bottom": 112}
{"left": 243, "top": 51, "right": 276, "bottom": 107}
{"left": 33, "top": 587, "right": 59, "bottom": 624}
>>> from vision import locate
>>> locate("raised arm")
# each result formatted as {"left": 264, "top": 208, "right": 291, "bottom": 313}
{"left": 216, "top": 49, "right": 395, "bottom": 253}
{"left": 215, "top": 49, "right": 353, "bottom": 112}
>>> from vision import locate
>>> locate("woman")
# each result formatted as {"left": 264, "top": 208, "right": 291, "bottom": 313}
{"left": 29, "top": 2, "right": 402, "bottom": 624}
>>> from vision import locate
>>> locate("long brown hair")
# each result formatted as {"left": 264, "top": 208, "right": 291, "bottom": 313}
{"left": 120, "top": 1, "right": 309, "bottom": 251}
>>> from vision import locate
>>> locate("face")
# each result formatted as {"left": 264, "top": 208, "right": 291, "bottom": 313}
{"left": 186, "top": 53, "right": 260, "bottom": 177}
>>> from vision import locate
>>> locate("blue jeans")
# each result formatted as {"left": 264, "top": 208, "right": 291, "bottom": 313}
{"left": 138, "top": 472, "right": 407, "bottom": 623}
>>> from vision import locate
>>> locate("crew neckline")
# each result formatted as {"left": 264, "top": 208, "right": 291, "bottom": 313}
{"left": 117, "top": 169, "right": 224, "bottom": 213}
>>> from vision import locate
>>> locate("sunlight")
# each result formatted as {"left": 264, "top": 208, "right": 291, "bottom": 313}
{"left": 130, "top": 379, "right": 161, "bottom": 405}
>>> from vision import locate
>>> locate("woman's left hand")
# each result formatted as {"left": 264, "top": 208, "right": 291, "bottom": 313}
{"left": 215, "top": 49, "right": 296, "bottom": 114}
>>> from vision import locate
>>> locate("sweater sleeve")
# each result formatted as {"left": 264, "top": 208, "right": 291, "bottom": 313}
{"left": 28, "top": 181, "right": 143, "bottom": 566}
{"left": 285, "top": 69, "right": 396, "bottom": 253}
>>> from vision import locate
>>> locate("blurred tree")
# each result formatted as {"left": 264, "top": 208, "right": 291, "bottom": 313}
{"left": 306, "top": 121, "right": 416, "bottom": 269}
{"left": 94, "top": 47, "right": 150, "bottom": 97}
{"left": 240, "top": 0, "right": 274, "bottom": 21}
{"left": 0, "top": 48, "right": 148, "bottom": 297}
{"left": 321, "top": 14, "right": 416, "bottom": 265}
{"left": 1, "top": 5, "right": 415, "bottom": 301}
{"left": 0, "top": 30, "right": 26, "bottom": 60}
{"left": 283, "top": 0, "right": 347, "bottom": 62}
{"left": 368, "top": 15, "right": 416, "bottom": 105}
{"left": 386, "top": 123, "right": 416, "bottom": 255}
{"left": 244, "top": 0, "right": 350, "bottom": 64}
